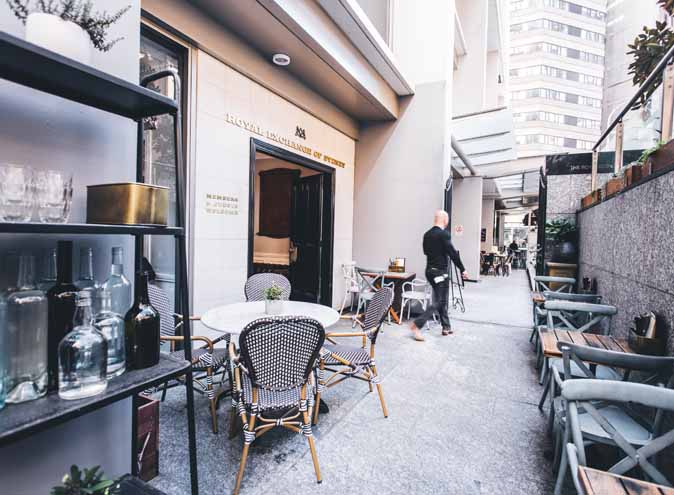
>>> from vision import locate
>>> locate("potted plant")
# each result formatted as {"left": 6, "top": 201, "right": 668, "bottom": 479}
{"left": 581, "top": 189, "right": 602, "bottom": 209}
{"left": 603, "top": 172, "right": 624, "bottom": 197}
{"left": 638, "top": 140, "right": 674, "bottom": 176}
{"left": 263, "top": 283, "right": 284, "bottom": 315}
{"left": 545, "top": 219, "right": 578, "bottom": 263}
{"left": 7, "top": 0, "right": 131, "bottom": 64}
{"left": 623, "top": 161, "right": 644, "bottom": 187}
{"left": 51, "top": 465, "right": 120, "bottom": 495}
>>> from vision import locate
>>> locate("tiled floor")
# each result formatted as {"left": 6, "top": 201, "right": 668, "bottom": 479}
{"left": 151, "top": 270, "right": 564, "bottom": 494}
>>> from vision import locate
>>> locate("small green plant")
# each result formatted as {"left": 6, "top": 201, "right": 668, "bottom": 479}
{"left": 264, "top": 283, "right": 284, "bottom": 301}
{"left": 51, "top": 465, "right": 120, "bottom": 495}
{"left": 638, "top": 140, "right": 666, "bottom": 164}
{"left": 545, "top": 219, "right": 577, "bottom": 243}
{"left": 6, "top": 0, "right": 131, "bottom": 51}
{"left": 626, "top": 1, "right": 674, "bottom": 109}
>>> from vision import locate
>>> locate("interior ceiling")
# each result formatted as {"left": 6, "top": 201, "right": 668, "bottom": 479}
{"left": 188, "top": 0, "right": 389, "bottom": 121}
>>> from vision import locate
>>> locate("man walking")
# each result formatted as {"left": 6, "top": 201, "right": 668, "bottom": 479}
{"left": 410, "top": 210, "right": 467, "bottom": 341}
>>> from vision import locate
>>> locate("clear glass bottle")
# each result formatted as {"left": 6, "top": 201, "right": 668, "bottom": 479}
{"left": 5, "top": 254, "right": 48, "bottom": 403}
{"left": 94, "top": 290, "right": 126, "bottom": 378}
{"left": 58, "top": 291, "right": 108, "bottom": 400}
{"left": 125, "top": 271, "right": 160, "bottom": 370}
{"left": 38, "top": 248, "right": 57, "bottom": 292}
{"left": 102, "top": 247, "right": 131, "bottom": 317}
{"left": 76, "top": 247, "right": 99, "bottom": 313}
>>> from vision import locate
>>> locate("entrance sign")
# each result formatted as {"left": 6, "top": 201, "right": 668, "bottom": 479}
{"left": 223, "top": 112, "right": 346, "bottom": 168}
{"left": 205, "top": 192, "right": 239, "bottom": 216}
{"left": 546, "top": 150, "right": 642, "bottom": 176}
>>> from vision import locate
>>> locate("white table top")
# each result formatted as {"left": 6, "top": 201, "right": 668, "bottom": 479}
{"left": 201, "top": 301, "right": 341, "bottom": 335}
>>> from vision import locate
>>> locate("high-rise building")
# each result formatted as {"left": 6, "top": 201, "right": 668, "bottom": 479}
{"left": 509, "top": 0, "right": 607, "bottom": 157}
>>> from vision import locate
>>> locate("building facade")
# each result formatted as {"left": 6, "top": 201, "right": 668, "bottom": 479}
{"left": 509, "top": 0, "right": 607, "bottom": 157}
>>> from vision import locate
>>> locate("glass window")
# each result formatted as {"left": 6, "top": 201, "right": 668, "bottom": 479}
{"left": 140, "top": 30, "right": 186, "bottom": 285}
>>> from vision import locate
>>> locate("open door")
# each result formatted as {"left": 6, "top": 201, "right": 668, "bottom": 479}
{"left": 289, "top": 174, "right": 324, "bottom": 302}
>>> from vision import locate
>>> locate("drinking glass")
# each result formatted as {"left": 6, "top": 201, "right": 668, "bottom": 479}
{"left": 34, "top": 169, "right": 73, "bottom": 223}
{"left": 0, "top": 164, "right": 34, "bottom": 222}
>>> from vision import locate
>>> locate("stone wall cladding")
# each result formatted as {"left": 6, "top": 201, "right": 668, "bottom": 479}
{"left": 547, "top": 173, "right": 612, "bottom": 223}
{"left": 578, "top": 170, "right": 674, "bottom": 354}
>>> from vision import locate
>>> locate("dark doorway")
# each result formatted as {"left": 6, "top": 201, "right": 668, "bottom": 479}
{"left": 248, "top": 139, "right": 334, "bottom": 306}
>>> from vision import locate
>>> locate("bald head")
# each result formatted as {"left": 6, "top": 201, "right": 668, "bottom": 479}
{"left": 434, "top": 210, "right": 449, "bottom": 229}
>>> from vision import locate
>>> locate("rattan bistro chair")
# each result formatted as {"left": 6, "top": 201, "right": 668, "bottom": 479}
{"left": 244, "top": 273, "right": 291, "bottom": 301}
{"left": 314, "top": 286, "right": 394, "bottom": 425}
{"left": 229, "top": 316, "right": 325, "bottom": 495}
{"left": 554, "top": 379, "right": 674, "bottom": 495}
{"left": 148, "top": 283, "right": 230, "bottom": 434}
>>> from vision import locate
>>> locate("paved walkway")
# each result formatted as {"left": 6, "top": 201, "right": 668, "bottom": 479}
{"left": 152, "top": 270, "right": 560, "bottom": 494}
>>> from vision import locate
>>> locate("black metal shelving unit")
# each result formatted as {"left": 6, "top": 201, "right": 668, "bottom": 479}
{"left": 0, "top": 33, "right": 198, "bottom": 494}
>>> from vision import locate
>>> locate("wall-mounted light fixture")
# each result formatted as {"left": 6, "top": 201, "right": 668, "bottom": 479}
{"left": 272, "top": 53, "right": 291, "bottom": 66}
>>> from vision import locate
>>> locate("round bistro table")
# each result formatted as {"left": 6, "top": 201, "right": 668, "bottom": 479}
{"left": 201, "top": 300, "right": 340, "bottom": 335}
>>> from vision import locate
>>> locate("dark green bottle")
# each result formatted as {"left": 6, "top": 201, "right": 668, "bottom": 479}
{"left": 124, "top": 271, "right": 160, "bottom": 369}
{"left": 47, "top": 241, "right": 78, "bottom": 391}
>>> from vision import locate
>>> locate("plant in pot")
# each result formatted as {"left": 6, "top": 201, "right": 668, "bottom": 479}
{"left": 603, "top": 171, "right": 624, "bottom": 197}
{"left": 626, "top": 1, "right": 674, "bottom": 176}
{"left": 545, "top": 219, "right": 578, "bottom": 263}
{"left": 7, "top": 0, "right": 131, "bottom": 64}
{"left": 263, "top": 283, "right": 284, "bottom": 315}
{"left": 51, "top": 465, "right": 120, "bottom": 495}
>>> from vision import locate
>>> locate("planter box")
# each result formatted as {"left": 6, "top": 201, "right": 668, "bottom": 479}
{"left": 603, "top": 177, "right": 623, "bottom": 198}
{"left": 136, "top": 395, "right": 159, "bottom": 482}
{"left": 581, "top": 189, "right": 602, "bottom": 209}
{"left": 645, "top": 139, "right": 674, "bottom": 175}
{"left": 623, "top": 164, "right": 643, "bottom": 187}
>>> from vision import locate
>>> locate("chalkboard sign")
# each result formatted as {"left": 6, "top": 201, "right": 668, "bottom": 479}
{"left": 546, "top": 150, "right": 643, "bottom": 176}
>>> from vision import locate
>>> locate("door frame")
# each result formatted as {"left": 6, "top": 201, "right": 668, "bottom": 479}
{"left": 248, "top": 138, "right": 335, "bottom": 306}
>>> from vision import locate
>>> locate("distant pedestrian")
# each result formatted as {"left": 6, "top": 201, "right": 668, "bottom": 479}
{"left": 508, "top": 239, "right": 519, "bottom": 255}
{"left": 410, "top": 210, "right": 468, "bottom": 342}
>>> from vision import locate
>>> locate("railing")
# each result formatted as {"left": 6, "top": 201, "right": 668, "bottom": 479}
{"left": 590, "top": 42, "right": 674, "bottom": 190}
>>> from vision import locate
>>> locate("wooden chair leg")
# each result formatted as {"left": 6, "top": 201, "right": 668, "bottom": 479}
{"left": 233, "top": 413, "right": 256, "bottom": 495}
{"left": 371, "top": 366, "right": 388, "bottom": 418}
{"left": 206, "top": 366, "right": 218, "bottom": 433}
{"left": 302, "top": 409, "right": 322, "bottom": 483}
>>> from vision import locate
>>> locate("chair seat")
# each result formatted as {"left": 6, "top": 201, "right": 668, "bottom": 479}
{"left": 548, "top": 358, "right": 622, "bottom": 381}
{"left": 402, "top": 291, "right": 429, "bottom": 301}
{"left": 172, "top": 348, "right": 228, "bottom": 372}
{"left": 322, "top": 343, "right": 371, "bottom": 366}
{"left": 577, "top": 405, "right": 652, "bottom": 446}
{"left": 240, "top": 373, "right": 310, "bottom": 411}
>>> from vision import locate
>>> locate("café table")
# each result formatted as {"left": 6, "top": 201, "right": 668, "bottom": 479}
{"left": 201, "top": 300, "right": 340, "bottom": 335}
{"left": 538, "top": 328, "right": 637, "bottom": 360}
{"left": 358, "top": 270, "right": 416, "bottom": 324}
{"left": 578, "top": 466, "right": 674, "bottom": 495}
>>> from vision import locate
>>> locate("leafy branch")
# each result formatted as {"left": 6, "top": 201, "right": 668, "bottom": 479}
{"left": 545, "top": 219, "right": 577, "bottom": 243}
{"left": 6, "top": 0, "right": 131, "bottom": 51}
{"left": 51, "top": 465, "right": 120, "bottom": 495}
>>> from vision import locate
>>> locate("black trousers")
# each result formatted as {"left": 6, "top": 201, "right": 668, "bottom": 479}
{"left": 413, "top": 267, "right": 451, "bottom": 330}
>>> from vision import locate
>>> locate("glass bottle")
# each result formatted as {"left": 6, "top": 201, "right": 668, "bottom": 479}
{"left": 94, "top": 290, "right": 126, "bottom": 378}
{"left": 76, "top": 247, "right": 99, "bottom": 313}
{"left": 125, "top": 271, "right": 160, "bottom": 370}
{"left": 58, "top": 291, "right": 108, "bottom": 400}
{"left": 0, "top": 290, "right": 7, "bottom": 411}
{"left": 38, "top": 248, "right": 57, "bottom": 292}
{"left": 5, "top": 254, "right": 48, "bottom": 403}
{"left": 102, "top": 247, "right": 131, "bottom": 317}
{"left": 47, "top": 240, "right": 78, "bottom": 392}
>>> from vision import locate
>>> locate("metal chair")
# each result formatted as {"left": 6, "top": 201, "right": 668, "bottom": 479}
{"left": 315, "top": 286, "right": 394, "bottom": 424}
{"left": 399, "top": 278, "right": 432, "bottom": 324}
{"left": 543, "top": 341, "right": 674, "bottom": 462}
{"left": 536, "top": 300, "right": 617, "bottom": 384}
{"left": 555, "top": 379, "right": 674, "bottom": 494}
{"left": 354, "top": 267, "right": 393, "bottom": 326}
{"left": 530, "top": 292, "right": 602, "bottom": 343}
{"left": 534, "top": 275, "right": 576, "bottom": 293}
{"left": 229, "top": 316, "right": 325, "bottom": 495}
{"left": 338, "top": 261, "right": 360, "bottom": 316}
{"left": 244, "top": 273, "right": 291, "bottom": 301}
{"left": 148, "top": 282, "right": 230, "bottom": 434}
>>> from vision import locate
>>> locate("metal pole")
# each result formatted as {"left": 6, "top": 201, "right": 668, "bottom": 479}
{"left": 661, "top": 62, "right": 674, "bottom": 142}
{"left": 591, "top": 150, "right": 598, "bottom": 191}
{"left": 614, "top": 121, "right": 624, "bottom": 175}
